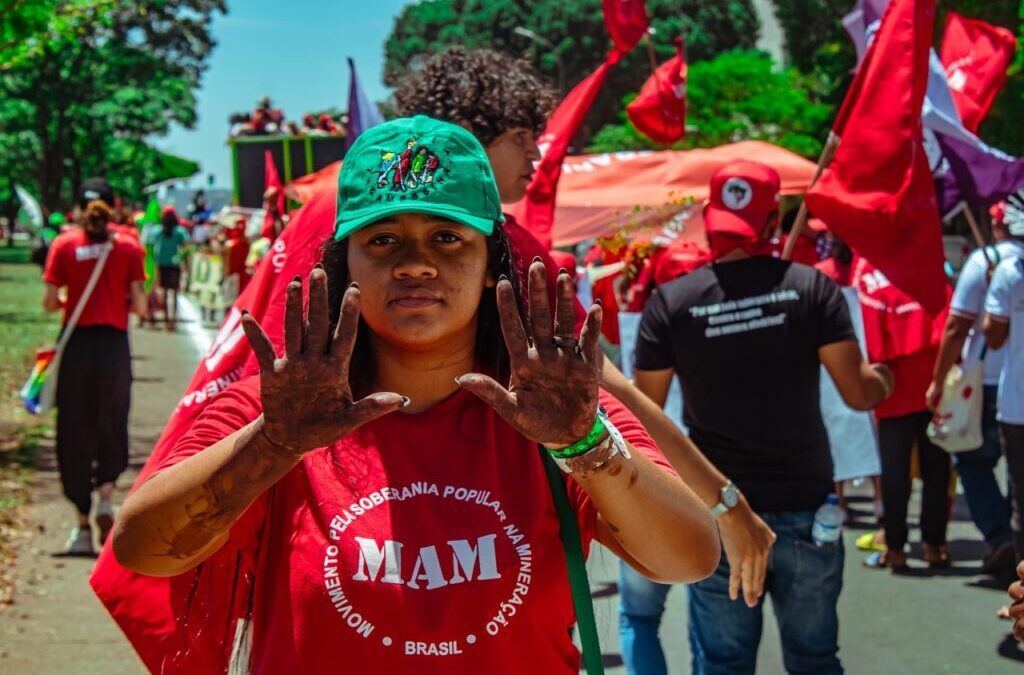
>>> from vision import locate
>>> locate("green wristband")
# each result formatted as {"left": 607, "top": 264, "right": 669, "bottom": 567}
{"left": 546, "top": 414, "right": 607, "bottom": 459}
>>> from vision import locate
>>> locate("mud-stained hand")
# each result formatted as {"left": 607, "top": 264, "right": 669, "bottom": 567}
{"left": 457, "top": 259, "right": 601, "bottom": 448}
{"left": 1010, "top": 561, "right": 1024, "bottom": 640}
{"left": 240, "top": 266, "right": 406, "bottom": 456}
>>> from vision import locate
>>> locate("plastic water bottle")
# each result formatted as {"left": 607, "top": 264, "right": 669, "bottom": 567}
{"left": 811, "top": 494, "right": 843, "bottom": 547}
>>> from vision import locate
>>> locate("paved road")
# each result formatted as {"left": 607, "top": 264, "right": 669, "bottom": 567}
{"left": 1, "top": 310, "right": 1023, "bottom": 673}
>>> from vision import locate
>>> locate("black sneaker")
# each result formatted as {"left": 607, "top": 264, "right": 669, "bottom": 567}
{"left": 981, "top": 542, "right": 1016, "bottom": 578}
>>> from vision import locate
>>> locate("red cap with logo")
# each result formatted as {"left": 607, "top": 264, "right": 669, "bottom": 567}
{"left": 703, "top": 160, "right": 781, "bottom": 239}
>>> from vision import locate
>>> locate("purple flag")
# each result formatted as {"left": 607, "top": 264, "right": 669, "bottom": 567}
{"left": 936, "top": 131, "right": 1024, "bottom": 209}
{"left": 345, "top": 57, "right": 384, "bottom": 150}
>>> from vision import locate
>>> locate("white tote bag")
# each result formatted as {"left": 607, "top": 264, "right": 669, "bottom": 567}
{"left": 927, "top": 357, "right": 985, "bottom": 453}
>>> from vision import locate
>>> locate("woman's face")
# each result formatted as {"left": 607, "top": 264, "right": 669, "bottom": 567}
{"left": 347, "top": 212, "right": 494, "bottom": 350}
{"left": 485, "top": 127, "right": 540, "bottom": 204}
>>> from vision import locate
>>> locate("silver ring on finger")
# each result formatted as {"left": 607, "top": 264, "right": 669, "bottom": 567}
{"left": 552, "top": 335, "right": 579, "bottom": 351}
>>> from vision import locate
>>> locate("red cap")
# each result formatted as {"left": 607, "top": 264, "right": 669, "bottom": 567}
{"left": 654, "top": 239, "right": 710, "bottom": 284}
{"left": 547, "top": 250, "right": 577, "bottom": 272}
{"left": 703, "top": 160, "right": 781, "bottom": 238}
{"left": 161, "top": 205, "right": 177, "bottom": 216}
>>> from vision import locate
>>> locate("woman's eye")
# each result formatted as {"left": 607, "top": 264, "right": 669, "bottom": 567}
{"left": 369, "top": 234, "right": 398, "bottom": 246}
{"left": 434, "top": 231, "right": 462, "bottom": 244}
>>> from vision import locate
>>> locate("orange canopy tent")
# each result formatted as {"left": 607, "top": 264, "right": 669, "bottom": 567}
{"left": 286, "top": 140, "right": 818, "bottom": 246}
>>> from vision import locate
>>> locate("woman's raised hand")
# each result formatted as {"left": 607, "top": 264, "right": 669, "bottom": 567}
{"left": 240, "top": 265, "right": 406, "bottom": 456}
{"left": 457, "top": 259, "right": 602, "bottom": 448}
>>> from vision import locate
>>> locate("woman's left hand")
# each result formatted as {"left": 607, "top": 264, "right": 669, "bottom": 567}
{"left": 457, "top": 259, "right": 602, "bottom": 448}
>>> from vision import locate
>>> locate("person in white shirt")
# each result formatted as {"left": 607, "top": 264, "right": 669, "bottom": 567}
{"left": 984, "top": 218, "right": 1024, "bottom": 566}
{"left": 929, "top": 206, "right": 1024, "bottom": 576}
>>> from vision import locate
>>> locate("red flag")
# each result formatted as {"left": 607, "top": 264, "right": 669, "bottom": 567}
{"left": 940, "top": 11, "right": 1017, "bottom": 133}
{"left": 804, "top": 0, "right": 948, "bottom": 315}
{"left": 602, "top": 0, "right": 649, "bottom": 54}
{"left": 514, "top": 54, "right": 618, "bottom": 249}
{"left": 262, "top": 150, "right": 286, "bottom": 238}
{"left": 627, "top": 36, "right": 687, "bottom": 144}
{"left": 89, "top": 190, "right": 337, "bottom": 674}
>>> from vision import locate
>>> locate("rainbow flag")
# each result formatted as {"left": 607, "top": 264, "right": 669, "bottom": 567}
{"left": 20, "top": 347, "right": 57, "bottom": 414}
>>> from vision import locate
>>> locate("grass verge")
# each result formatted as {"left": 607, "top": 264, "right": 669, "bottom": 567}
{"left": 0, "top": 242, "right": 59, "bottom": 605}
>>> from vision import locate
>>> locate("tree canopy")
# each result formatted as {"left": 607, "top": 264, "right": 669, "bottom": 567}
{"left": 1, "top": 0, "right": 224, "bottom": 209}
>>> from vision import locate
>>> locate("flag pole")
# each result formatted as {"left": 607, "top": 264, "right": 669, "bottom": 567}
{"left": 960, "top": 204, "right": 988, "bottom": 249}
{"left": 781, "top": 131, "right": 841, "bottom": 260}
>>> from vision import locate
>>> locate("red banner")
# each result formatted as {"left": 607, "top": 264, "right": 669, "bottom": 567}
{"left": 89, "top": 190, "right": 337, "bottom": 674}
{"left": 602, "top": 0, "right": 649, "bottom": 54}
{"left": 627, "top": 37, "right": 687, "bottom": 144}
{"left": 940, "top": 11, "right": 1017, "bottom": 133}
{"left": 514, "top": 54, "right": 618, "bottom": 249}
{"left": 806, "top": 0, "right": 947, "bottom": 316}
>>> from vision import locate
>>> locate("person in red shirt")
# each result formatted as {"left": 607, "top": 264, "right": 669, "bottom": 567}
{"left": 112, "top": 117, "right": 718, "bottom": 673}
{"left": 394, "top": 47, "right": 778, "bottom": 637}
{"left": 854, "top": 258, "right": 952, "bottom": 571}
{"left": 42, "top": 196, "right": 146, "bottom": 555}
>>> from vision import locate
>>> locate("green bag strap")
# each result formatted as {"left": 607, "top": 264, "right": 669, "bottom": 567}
{"left": 540, "top": 448, "right": 605, "bottom": 675}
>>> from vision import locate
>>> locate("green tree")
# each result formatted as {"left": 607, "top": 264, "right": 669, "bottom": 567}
{"left": 588, "top": 50, "right": 832, "bottom": 156}
{"left": 383, "top": 0, "right": 760, "bottom": 144}
{"left": 0, "top": 0, "right": 225, "bottom": 209}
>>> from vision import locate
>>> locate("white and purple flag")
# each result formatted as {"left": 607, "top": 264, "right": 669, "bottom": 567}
{"left": 345, "top": 57, "right": 384, "bottom": 149}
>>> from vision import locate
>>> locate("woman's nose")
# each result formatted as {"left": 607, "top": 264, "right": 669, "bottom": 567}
{"left": 393, "top": 243, "right": 437, "bottom": 279}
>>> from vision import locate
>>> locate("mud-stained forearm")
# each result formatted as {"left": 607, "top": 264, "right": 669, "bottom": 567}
{"left": 574, "top": 449, "right": 720, "bottom": 584}
{"left": 112, "top": 416, "right": 301, "bottom": 577}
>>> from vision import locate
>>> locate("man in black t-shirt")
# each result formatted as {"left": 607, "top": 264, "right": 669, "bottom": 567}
{"left": 634, "top": 161, "right": 893, "bottom": 675}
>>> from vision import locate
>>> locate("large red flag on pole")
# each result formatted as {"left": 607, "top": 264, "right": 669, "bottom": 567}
{"left": 805, "top": 0, "right": 948, "bottom": 315}
{"left": 940, "top": 11, "right": 1017, "bottom": 133}
{"left": 602, "top": 0, "right": 649, "bottom": 54}
{"left": 90, "top": 191, "right": 338, "bottom": 674}
{"left": 627, "top": 36, "right": 687, "bottom": 145}
{"left": 514, "top": 53, "right": 619, "bottom": 249}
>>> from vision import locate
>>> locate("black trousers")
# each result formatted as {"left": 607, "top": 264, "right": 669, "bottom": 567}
{"left": 879, "top": 410, "right": 951, "bottom": 551}
{"left": 55, "top": 326, "right": 132, "bottom": 516}
{"left": 1000, "top": 423, "right": 1024, "bottom": 560}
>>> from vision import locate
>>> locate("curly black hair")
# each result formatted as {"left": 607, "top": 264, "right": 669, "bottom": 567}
{"left": 393, "top": 47, "right": 556, "bottom": 146}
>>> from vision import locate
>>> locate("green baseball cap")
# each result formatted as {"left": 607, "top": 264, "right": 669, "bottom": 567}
{"left": 334, "top": 115, "right": 504, "bottom": 240}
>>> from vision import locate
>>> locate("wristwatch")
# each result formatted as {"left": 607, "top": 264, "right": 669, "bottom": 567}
{"left": 709, "top": 481, "right": 740, "bottom": 517}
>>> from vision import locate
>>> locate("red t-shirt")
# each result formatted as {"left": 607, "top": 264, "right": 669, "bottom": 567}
{"left": 155, "top": 378, "right": 674, "bottom": 674}
{"left": 42, "top": 229, "right": 145, "bottom": 331}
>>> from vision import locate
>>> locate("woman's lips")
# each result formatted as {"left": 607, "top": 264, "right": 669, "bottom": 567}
{"left": 391, "top": 296, "right": 442, "bottom": 309}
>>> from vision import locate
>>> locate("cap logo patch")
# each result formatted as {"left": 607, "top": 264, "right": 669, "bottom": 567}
{"left": 373, "top": 138, "right": 443, "bottom": 202}
{"left": 721, "top": 178, "right": 753, "bottom": 210}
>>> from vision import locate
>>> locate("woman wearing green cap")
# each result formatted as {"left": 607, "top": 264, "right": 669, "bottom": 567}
{"left": 113, "top": 116, "right": 717, "bottom": 673}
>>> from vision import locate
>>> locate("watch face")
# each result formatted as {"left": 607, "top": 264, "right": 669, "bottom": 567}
{"left": 722, "top": 486, "right": 739, "bottom": 508}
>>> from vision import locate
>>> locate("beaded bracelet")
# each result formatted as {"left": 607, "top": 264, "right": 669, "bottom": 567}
{"left": 544, "top": 414, "right": 608, "bottom": 459}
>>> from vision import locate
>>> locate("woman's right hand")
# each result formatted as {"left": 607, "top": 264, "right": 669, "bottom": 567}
{"left": 241, "top": 265, "right": 407, "bottom": 456}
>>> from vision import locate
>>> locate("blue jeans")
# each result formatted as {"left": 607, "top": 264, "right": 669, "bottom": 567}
{"left": 953, "top": 385, "right": 1012, "bottom": 549}
{"left": 688, "top": 511, "right": 844, "bottom": 675}
{"left": 618, "top": 562, "right": 672, "bottom": 675}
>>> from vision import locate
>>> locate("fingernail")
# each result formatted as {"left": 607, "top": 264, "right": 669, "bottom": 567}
{"left": 349, "top": 281, "right": 359, "bottom": 289}
{"left": 558, "top": 267, "right": 568, "bottom": 276}
{"left": 292, "top": 275, "right": 302, "bottom": 283}
{"left": 594, "top": 298, "right": 603, "bottom": 307}
{"left": 454, "top": 376, "right": 464, "bottom": 386}
{"left": 313, "top": 262, "right": 324, "bottom": 270}
{"left": 401, "top": 396, "right": 411, "bottom": 408}
{"left": 498, "top": 274, "right": 508, "bottom": 282}
{"left": 241, "top": 309, "right": 249, "bottom": 316}
{"left": 532, "top": 256, "right": 543, "bottom": 264}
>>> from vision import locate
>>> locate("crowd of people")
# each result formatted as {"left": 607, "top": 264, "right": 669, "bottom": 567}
{"left": 32, "top": 46, "right": 1024, "bottom": 674}
{"left": 228, "top": 96, "right": 348, "bottom": 139}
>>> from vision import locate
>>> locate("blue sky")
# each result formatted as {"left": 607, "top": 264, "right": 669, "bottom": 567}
{"left": 156, "top": 0, "right": 411, "bottom": 188}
